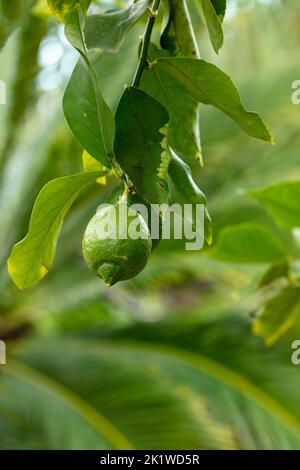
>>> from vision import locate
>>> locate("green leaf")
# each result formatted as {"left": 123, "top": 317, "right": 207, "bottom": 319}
{"left": 47, "top": 0, "right": 91, "bottom": 22}
{"left": 7, "top": 171, "right": 106, "bottom": 289}
{"left": 253, "top": 286, "right": 300, "bottom": 346}
{"left": 0, "top": 338, "right": 236, "bottom": 450}
{"left": 259, "top": 261, "right": 289, "bottom": 288}
{"left": 210, "top": 223, "right": 287, "bottom": 263}
{"left": 64, "top": 7, "right": 115, "bottom": 163}
{"left": 141, "top": 44, "right": 201, "bottom": 163}
{"left": 250, "top": 181, "right": 300, "bottom": 230}
{"left": 63, "top": 59, "right": 111, "bottom": 167}
{"left": 154, "top": 58, "right": 273, "bottom": 143}
{"left": 64, "top": 4, "right": 87, "bottom": 54}
{"left": 85, "top": 0, "right": 149, "bottom": 53}
{"left": 168, "top": 150, "right": 212, "bottom": 244}
{"left": 85, "top": 319, "right": 300, "bottom": 449}
{"left": 160, "top": 3, "right": 177, "bottom": 55}
{"left": 210, "top": 0, "right": 226, "bottom": 20}
{"left": 105, "top": 320, "right": 300, "bottom": 449}
{"left": 163, "top": 0, "right": 200, "bottom": 58}
{"left": 201, "top": 0, "right": 224, "bottom": 53}
{"left": 114, "top": 87, "right": 169, "bottom": 204}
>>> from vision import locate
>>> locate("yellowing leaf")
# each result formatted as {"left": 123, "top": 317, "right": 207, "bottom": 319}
{"left": 47, "top": 0, "right": 90, "bottom": 22}
{"left": 31, "top": 0, "right": 51, "bottom": 18}
{"left": 82, "top": 150, "right": 107, "bottom": 185}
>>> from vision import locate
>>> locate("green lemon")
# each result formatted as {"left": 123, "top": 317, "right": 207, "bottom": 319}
{"left": 82, "top": 201, "right": 152, "bottom": 286}
{"left": 106, "top": 185, "right": 161, "bottom": 250}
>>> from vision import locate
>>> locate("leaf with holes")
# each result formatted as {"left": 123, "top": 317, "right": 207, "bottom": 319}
{"left": 142, "top": 44, "right": 202, "bottom": 164}
{"left": 114, "top": 87, "right": 169, "bottom": 204}
{"left": 168, "top": 150, "right": 212, "bottom": 245}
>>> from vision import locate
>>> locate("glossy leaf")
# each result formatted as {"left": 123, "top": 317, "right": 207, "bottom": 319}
{"left": 114, "top": 87, "right": 169, "bottom": 204}
{"left": 142, "top": 44, "right": 201, "bottom": 163}
{"left": 7, "top": 171, "right": 106, "bottom": 289}
{"left": 160, "top": 2, "right": 177, "bottom": 55}
{"left": 251, "top": 181, "right": 300, "bottom": 230}
{"left": 253, "top": 286, "right": 300, "bottom": 346}
{"left": 85, "top": 0, "right": 149, "bottom": 53}
{"left": 168, "top": 150, "right": 212, "bottom": 244}
{"left": 64, "top": 7, "right": 115, "bottom": 163}
{"left": 154, "top": 58, "right": 273, "bottom": 143}
{"left": 63, "top": 59, "right": 111, "bottom": 168}
{"left": 210, "top": 223, "right": 287, "bottom": 263}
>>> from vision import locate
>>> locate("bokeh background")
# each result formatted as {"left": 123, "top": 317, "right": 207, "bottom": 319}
{"left": 1, "top": 0, "right": 300, "bottom": 449}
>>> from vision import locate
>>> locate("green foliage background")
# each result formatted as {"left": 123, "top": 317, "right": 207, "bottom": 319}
{"left": 1, "top": 0, "right": 300, "bottom": 449}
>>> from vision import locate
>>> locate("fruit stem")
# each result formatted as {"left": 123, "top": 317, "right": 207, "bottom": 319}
{"left": 131, "top": 0, "right": 161, "bottom": 87}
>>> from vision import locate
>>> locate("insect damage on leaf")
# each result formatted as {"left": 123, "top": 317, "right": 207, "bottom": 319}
{"left": 8, "top": 0, "right": 273, "bottom": 288}
{"left": 157, "top": 123, "right": 172, "bottom": 180}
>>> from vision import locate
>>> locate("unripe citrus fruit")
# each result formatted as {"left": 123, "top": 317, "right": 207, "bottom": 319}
{"left": 82, "top": 201, "right": 152, "bottom": 286}
{"left": 106, "top": 185, "right": 161, "bottom": 250}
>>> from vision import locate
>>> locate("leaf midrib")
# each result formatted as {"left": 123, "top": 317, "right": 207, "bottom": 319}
{"left": 157, "top": 58, "right": 242, "bottom": 121}
{"left": 4, "top": 359, "right": 134, "bottom": 450}
{"left": 21, "top": 178, "right": 95, "bottom": 287}
{"left": 84, "top": 339, "right": 300, "bottom": 440}
{"left": 9, "top": 337, "right": 300, "bottom": 444}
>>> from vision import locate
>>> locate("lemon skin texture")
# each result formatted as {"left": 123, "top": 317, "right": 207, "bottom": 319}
{"left": 82, "top": 203, "right": 152, "bottom": 286}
